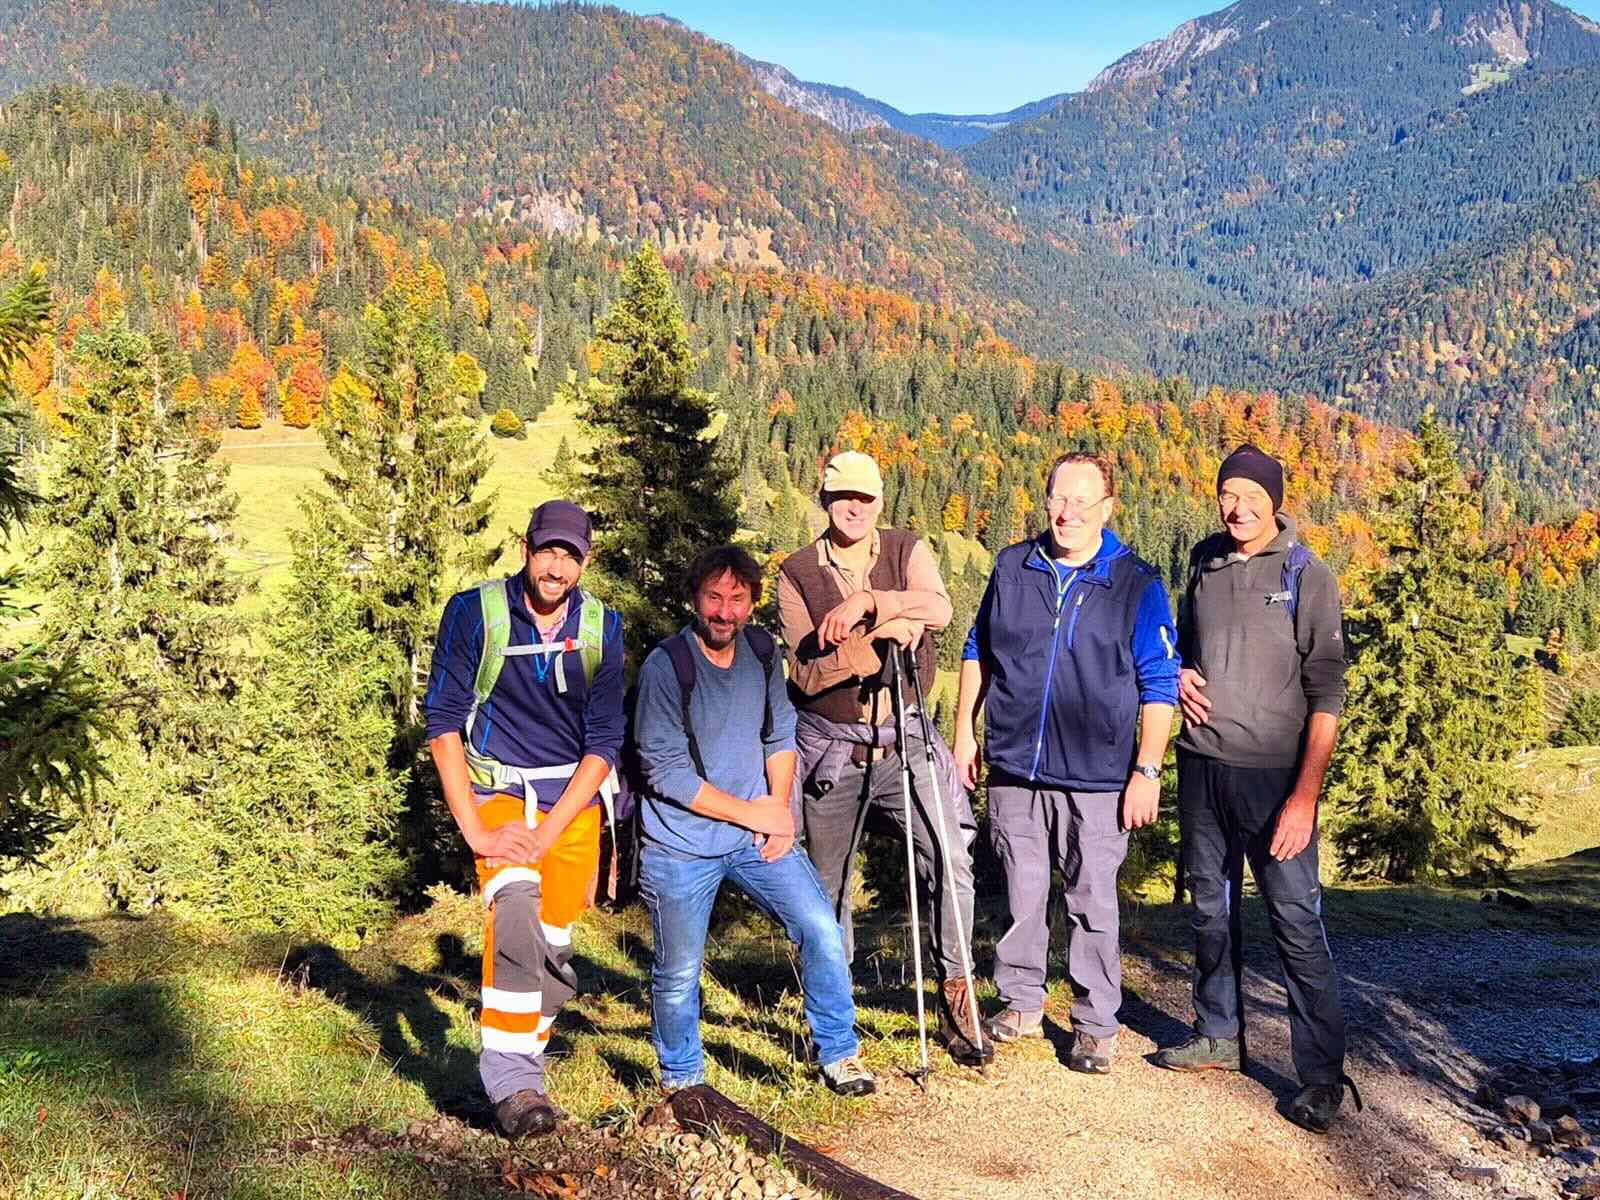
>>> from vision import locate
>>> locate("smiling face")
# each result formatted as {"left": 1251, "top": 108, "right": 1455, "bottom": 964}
{"left": 1217, "top": 477, "right": 1278, "bottom": 553}
{"left": 1044, "top": 461, "right": 1113, "bottom": 562}
{"left": 824, "top": 490, "right": 883, "bottom": 547}
{"left": 693, "top": 568, "right": 755, "bottom": 651}
{"left": 521, "top": 539, "right": 586, "bottom": 613}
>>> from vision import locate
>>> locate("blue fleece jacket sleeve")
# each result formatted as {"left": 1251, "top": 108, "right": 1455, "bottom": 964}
{"left": 636, "top": 647, "right": 704, "bottom": 808}
{"left": 423, "top": 591, "right": 483, "bottom": 741}
{"left": 581, "top": 607, "right": 626, "bottom": 769}
{"left": 963, "top": 569, "right": 999, "bottom": 662}
{"left": 1132, "top": 576, "right": 1180, "bottom": 706}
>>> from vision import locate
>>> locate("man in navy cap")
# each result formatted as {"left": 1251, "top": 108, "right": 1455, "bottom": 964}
{"left": 1155, "top": 445, "right": 1357, "bottom": 1134}
{"left": 425, "top": 499, "right": 625, "bottom": 1140}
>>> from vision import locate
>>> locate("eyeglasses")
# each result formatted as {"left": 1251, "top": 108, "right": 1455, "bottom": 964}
{"left": 529, "top": 545, "right": 580, "bottom": 564}
{"left": 1045, "top": 494, "right": 1110, "bottom": 513}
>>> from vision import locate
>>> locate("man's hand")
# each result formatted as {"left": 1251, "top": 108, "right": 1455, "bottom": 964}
{"left": 871, "top": 616, "right": 923, "bottom": 649}
{"left": 1269, "top": 791, "right": 1317, "bottom": 861}
{"left": 470, "top": 821, "right": 541, "bottom": 865}
{"left": 742, "top": 796, "right": 797, "bottom": 837}
{"left": 756, "top": 832, "right": 795, "bottom": 863}
{"left": 816, "top": 590, "right": 875, "bottom": 648}
{"left": 1122, "top": 772, "right": 1161, "bottom": 830}
{"left": 954, "top": 726, "right": 981, "bottom": 790}
{"left": 1178, "top": 667, "right": 1212, "bottom": 728}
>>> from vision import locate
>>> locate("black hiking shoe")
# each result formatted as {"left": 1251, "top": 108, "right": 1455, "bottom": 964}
{"left": 938, "top": 978, "right": 995, "bottom": 1067}
{"left": 1153, "top": 1031, "right": 1243, "bottom": 1073}
{"left": 1287, "top": 1074, "right": 1363, "bottom": 1134}
{"left": 494, "top": 1089, "right": 560, "bottom": 1140}
{"left": 1068, "top": 1031, "right": 1117, "bottom": 1075}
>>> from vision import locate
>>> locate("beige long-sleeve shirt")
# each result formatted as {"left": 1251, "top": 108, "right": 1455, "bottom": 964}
{"left": 778, "top": 529, "right": 952, "bottom": 723}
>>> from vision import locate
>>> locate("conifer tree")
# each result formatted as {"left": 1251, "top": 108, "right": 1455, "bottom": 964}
{"left": 0, "top": 271, "right": 107, "bottom": 871}
{"left": 21, "top": 318, "right": 242, "bottom": 907}
{"left": 1327, "top": 415, "right": 1537, "bottom": 881}
{"left": 206, "top": 502, "right": 406, "bottom": 935}
{"left": 568, "top": 245, "right": 737, "bottom": 653}
{"left": 318, "top": 281, "right": 495, "bottom": 728}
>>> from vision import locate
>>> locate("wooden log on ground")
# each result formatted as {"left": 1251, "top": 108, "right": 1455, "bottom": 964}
{"left": 666, "top": 1084, "right": 918, "bottom": 1200}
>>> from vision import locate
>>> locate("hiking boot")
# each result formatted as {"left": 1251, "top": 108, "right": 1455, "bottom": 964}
{"left": 938, "top": 977, "right": 995, "bottom": 1067}
{"left": 493, "top": 1089, "right": 559, "bottom": 1140}
{"left": 821, "top": 1054, "right": 877, "bottom": 1097}
{"left": 1068, "top": 1031, "right": 1117, "bottom": 1075}
{"left": 1288, "top": 1075, "right": 1363, "bottom": 1134}
{"left": 1153, "top": 1031, "right": 1242, "bottom": 1073}
{"left": 983, "top": 1007, "right": 1044, "bottom": 1043}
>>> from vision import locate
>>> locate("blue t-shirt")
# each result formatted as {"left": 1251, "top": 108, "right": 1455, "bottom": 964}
{"left": 636, "top": 625, "right": 797, "bottom": 858}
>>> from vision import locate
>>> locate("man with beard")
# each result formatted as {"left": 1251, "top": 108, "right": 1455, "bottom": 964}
{"left": 1154, "top": 445, "right": 1357, "bottom": 1134}
{"left": 955, "top": 453, "right": 1178, "bottom": 1074}
{"left": 778, "top": 450, "right": 990, "bottom": 1067}
{"left": 425, "top": 499, "right": 624, "bottom": 1140}
{"left": 635, "top": 544, "right": 876, "bottom": 1097}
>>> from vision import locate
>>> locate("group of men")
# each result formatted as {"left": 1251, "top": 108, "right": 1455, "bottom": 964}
{"left": 424, "top": 442, "right": 1358, "bottom": 1145}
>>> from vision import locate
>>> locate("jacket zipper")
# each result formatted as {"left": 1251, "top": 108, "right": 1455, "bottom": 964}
{"left": 1028, "top": 565, "right": 1078, "bottom": 782}
{"left": 1065, "top": 591, "right": 1087, "bottom": 651}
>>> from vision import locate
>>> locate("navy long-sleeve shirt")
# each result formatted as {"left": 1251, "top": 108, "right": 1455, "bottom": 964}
{"left": 423, "top": 576, "right": 625, "bottom": 810}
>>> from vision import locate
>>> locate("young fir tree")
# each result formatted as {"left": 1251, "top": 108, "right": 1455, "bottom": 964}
{"left": 21, "top": 320, "right": 242, "bottom": 909}
{"left": 318, "top": 281, "right": 495, "bottom": 729}
{"left": 0, "top": 271, "right": 107, "bottom": 872}
{"left": 1327, "top": 414, "right": 1538, "bottom": 881}
{"left": 206, "top": 502, "right": 406, "bottom": 936}
{"left": 568, "top": 245, "right": 737, "bottom": 654}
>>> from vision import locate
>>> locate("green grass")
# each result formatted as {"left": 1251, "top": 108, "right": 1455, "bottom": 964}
{"left": 221, "top": 397, "right": 583, "bottom": 611}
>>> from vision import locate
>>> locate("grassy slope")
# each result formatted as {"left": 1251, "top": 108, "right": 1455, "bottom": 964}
{"left": 222, "top": 397, "right": 583, "bottom": 611}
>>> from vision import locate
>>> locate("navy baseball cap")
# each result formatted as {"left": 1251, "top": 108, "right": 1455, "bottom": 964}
{"left": 526, "top": 500, "right": 592, "bottom": 558}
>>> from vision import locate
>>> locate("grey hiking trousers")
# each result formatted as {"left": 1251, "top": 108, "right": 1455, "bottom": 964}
{"left": 989, "top": 779, "right": 1128, "bottom": 1038}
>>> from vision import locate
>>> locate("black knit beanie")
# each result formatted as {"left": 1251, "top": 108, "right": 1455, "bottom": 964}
{"left": 1216, "top": 444, "right": 1284, "bottom": 511}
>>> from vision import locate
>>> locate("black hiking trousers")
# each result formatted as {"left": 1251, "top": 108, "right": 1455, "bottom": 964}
{"left": 1178, "top": 751, "right": 1346, "bottom": 1086}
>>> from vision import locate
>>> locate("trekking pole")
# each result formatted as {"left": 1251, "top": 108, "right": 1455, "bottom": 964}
{"left": 887, "top": 649, "right": 932, "bottom": 1091}
{"left": 902, "top": 645, "right": 986, "bottom": 1068}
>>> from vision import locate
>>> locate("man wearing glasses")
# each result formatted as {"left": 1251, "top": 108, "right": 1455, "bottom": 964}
{"left": 954, "top": 453, "right": 1178, "bottom": 1074}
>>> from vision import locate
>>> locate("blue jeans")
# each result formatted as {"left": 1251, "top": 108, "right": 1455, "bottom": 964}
{"left": 638, "top": 841, "right": 860, "bottom": 1088}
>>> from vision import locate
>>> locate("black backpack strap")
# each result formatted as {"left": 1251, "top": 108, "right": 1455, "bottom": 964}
{"left": 663, "top": 632, "right": 706, "bottom": 779}
{"left": 743, "top": 626, "right": 779, "bottom": 745}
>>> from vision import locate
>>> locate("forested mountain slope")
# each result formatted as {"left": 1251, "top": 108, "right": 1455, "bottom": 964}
{"left": 1173, "top": 178, "right": 1600, "bottom": 500}
{"left": 963, "top": 0, "right": 1600, "bottom": 306}
{"left": 0, "top": 0, "right": 1210, "bottom": 363}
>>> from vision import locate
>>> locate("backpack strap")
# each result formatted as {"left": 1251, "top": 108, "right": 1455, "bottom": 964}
{"left": 1281, "top": 542, "right": 1313, "bottom": 627}
{"left": 464, "top": 579, "right": 513, "bottom": 753}
{"left": 665, "top": 626, "right": 780, "bottom": 781}
{"left": 576, "top": 590, "right": 605, "bottom": 687}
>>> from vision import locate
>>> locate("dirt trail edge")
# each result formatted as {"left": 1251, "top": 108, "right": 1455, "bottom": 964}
{"left": 830, "top": 927, "right": 1600, "bottom": 1200}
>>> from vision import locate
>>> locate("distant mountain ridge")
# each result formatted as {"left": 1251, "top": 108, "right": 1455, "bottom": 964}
{"left": 641, "top": 14, "right": 1068, "bottom": 148}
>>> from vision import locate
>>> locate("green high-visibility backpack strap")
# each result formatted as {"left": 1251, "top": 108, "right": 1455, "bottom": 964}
{"left": 577, "top": 589, "right": 605, "bottom": 687}
{"left": 473, "top": 579, "right": 512, "bottom": 708}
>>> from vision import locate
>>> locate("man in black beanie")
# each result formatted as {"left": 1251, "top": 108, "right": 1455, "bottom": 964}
{"left": 1154, "top": 444, "right": 1359, "bottom": 1133}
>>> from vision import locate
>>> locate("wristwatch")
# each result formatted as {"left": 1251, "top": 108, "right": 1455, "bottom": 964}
{"left": 1133, "top": 764, "right": 1162, "bottom": 781}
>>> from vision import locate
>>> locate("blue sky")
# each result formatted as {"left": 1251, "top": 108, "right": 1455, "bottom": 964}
{"left": 613, "top": 0, "right": 1600, "bottom": 113}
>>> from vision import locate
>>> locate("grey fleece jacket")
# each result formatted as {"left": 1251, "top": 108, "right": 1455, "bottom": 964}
{"left": 1175, "top": 514, "right": 1346, "bottom": 769}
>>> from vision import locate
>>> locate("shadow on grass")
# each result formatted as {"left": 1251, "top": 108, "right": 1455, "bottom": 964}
{"left": 286, "top": 933, "right": 490, "bottom": 1126}
{"left": 0, "top": 915, "right": 252, "bottom": 1193}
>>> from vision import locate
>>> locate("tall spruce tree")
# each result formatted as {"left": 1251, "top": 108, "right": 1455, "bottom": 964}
{"left": 567, "top": 245, "right": 737, "bottom": 654}
{"left": 1327, "top": 414, "right": 1538, "bottom": 881}
{"left": 0, "top": 271, "right": 107, "bottom": 871}
{"left": 205, "top": 503, "right": 406, "bottom": 936}
{"left": 20, "top": 318, "right": 242, "bottom": 908}
{"left": 319, "top": 280, "right": 495, "bottom": 729}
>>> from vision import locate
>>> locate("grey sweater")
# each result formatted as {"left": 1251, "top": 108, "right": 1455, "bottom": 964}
{"left": 1175, "top": 515, "right": 1346, "bottom": 768}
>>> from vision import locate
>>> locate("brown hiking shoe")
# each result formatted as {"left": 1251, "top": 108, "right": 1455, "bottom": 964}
{"left": 984, "top": 1006, "right": 1044, "bottom": 1043}
{"left": 1068, "top": 1031, "right": 1117, "bottom": 1075}
{"left": 939, "top": 977, "right": 995, "bottom": 1066}
{"left": 493, "top": 1089, "right": 559, "bottom": 1140}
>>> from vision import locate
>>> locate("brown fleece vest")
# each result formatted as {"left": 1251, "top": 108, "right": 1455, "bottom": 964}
{"left": 779, "top": 527, "right": 939, "bottom": 723}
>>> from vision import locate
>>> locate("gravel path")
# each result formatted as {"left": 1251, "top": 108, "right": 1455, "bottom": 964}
{"left": 833, "top": 927, "right": 1600, "bottom": 1200}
